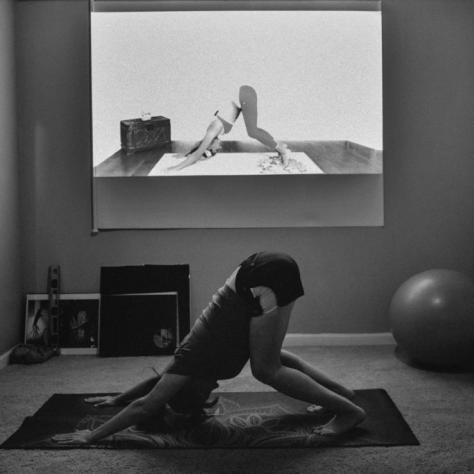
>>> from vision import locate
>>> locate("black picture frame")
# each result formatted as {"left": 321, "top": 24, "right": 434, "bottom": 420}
{"left": 99, "top": 265, "right": 190, "bottom": 357}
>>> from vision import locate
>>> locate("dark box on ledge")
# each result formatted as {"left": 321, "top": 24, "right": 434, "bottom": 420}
{"left": 120, "top": 116, "right": 171, "bottom": 154}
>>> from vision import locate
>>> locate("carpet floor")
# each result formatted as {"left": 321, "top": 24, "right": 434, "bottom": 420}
{"left": 0, "top": 345, "right": 473, "bottom": 473}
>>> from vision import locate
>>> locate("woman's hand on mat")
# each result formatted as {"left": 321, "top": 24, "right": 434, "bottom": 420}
{"left": 84, "top": 395, "right": 118, "bottom": 407}
{"left": 52, "top": 429, "right": 93, "bottom": 445}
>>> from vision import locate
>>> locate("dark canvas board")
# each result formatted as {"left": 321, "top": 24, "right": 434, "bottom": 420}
{"left": 99, "top": 265, "right": 190, "bottom": 356}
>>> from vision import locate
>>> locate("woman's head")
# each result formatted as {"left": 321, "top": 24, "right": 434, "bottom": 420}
{"left": 208, "top": 137, "right": 222, "bottom": 154}
{"left": 187, "top": 137, "right": 222, "bottom": 158}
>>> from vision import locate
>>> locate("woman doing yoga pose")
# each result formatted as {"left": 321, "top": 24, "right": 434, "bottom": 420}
{"left": 169, "top": 85, "right": 292, "bottom": 171}
{"left": 53, "top": 251, "right": 366, "bottom": 445}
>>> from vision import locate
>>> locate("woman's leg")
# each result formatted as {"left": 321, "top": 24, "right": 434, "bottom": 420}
{"left": 280, "top": 349, "right": 355, "bottom": 400}
{"left": 239, "top": 85, "right": 278, "bottom": 149}
{"left": 249, "top": 304, "right": 365, "bottom": 435}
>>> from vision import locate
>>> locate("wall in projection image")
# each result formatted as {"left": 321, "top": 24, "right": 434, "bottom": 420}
{"left": 90, "top": 1, "right": 383, "bottom": 229}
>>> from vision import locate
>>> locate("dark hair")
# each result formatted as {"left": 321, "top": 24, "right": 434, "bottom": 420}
{"left": 186, "top": 138, "right": 220, "bottom": 158}
{"left": 185, "top": 142, "right": 200, "bottom": 157}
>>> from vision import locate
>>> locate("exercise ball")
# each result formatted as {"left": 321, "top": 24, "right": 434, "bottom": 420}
{"left": 389, "top": 269, "right": 474, "bottom": 369}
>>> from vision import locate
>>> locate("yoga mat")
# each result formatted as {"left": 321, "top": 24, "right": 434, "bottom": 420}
{"left": 1, "top": 390, "right": 418, "bottom": 449}
{"left": 148, "top": 152, "right": 324, "bottom": 176}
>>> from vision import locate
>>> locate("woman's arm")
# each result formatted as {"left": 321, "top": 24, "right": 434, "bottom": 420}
{"left": 169, "top": 118, "right": 224, "bottom": 171}
{"left": 85, "top": 375, "right": 161, "bottom": 408}
{"left": 248, "top": 304, "right": 365, "bottom": 435}
{"left": 53, "top": 373, "right": 190, "bottom": 445}
{"left": 113, "top": 375, "right": 161, "bottom": 405}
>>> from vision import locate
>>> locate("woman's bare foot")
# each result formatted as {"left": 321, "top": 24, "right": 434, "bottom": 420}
{"left": 313, "top": 406, "right": 366, "bottom": 436}
{"left": 307, "top": 386, "right": 355, "bottom": 414}
{"left": 275, "top": 142, "right": 291, "bottom": 167}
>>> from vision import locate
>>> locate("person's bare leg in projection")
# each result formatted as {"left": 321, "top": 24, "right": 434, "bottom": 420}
{"left": 239, "top": 85, "right": 291, "bottom": 166}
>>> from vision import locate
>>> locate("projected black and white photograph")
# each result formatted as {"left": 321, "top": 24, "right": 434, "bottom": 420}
{"left": 91, "top": 9, "right": 382, "bottom": 177}
{"left": 24, "top": 296, "right": 50, "bottom": 346}
{"left": 24, "top": 294, "right": 100, "bottom": 353}
{"left": 57, "top": 294, "right": 99, "bottom": 351}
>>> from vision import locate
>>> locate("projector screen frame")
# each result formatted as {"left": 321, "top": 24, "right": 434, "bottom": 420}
{"left": 89, "top": 0, "right": 383, "bottom": 232}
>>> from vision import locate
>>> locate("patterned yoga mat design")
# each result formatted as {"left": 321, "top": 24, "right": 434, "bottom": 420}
{"left": 77, "top": 398, "right": 333, "bottom": 448}
{"left": 1, "top": 390, "right": 419, "bottom": 449}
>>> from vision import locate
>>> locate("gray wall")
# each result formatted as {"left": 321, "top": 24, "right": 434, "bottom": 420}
{"left": 0, "top": 0, "right": 22, "bottom": 354}
{"left": 12, "top": 0, "right": 474, "bottom": 343}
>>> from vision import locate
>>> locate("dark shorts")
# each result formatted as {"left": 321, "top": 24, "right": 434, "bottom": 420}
{"left": 236, "top": 252, "right": 305, "bottom": 313}
{"left": 167, "top": 252, "right": 304, "bottom": 380}
{"left": 166, "top": 285, "right": 254, "bottom": 381}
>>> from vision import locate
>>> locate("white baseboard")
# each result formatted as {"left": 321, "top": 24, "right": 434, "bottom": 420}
{"left": 1, "top": 335, "right": 395, "bottom": 366}
{"left": 0, "top": 346, "right": 16, "bottom": 370}
{"left": 283, "top": 332, "right": 396, "bottom": 347}
{"left": 60, "top": 348, "right": 98, "bottom": 355}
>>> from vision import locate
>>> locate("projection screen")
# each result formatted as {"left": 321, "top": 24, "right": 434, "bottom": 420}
{"left": 90, "top": 0, "right": 383, "bottom": 229}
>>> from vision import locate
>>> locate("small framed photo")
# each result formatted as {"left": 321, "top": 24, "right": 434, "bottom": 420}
{"left": 25, "top": 294, "right": 50, "bottom": 346}
{"left": 58, "top": 294, "right": 100, "bottom": 355}
{"left": 25, "top": 294, "right": 100, "bottom": 355}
